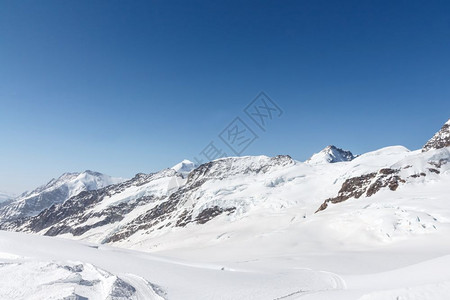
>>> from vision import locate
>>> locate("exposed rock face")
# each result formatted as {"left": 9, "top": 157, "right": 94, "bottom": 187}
{"left": 423, "top": 119, "right": 450, "bottom": 152}
{"left": 428, "top": 158, "right": 448, "bottom": 168}
{"left": 102, "top": 192, "right": 181, "bottom": 243}
{"left": 316, "top": 168, "right": 405, "bottom": 212}
{"left": 366, "top": 168, "right": 405, "bottom": 196}
{"left": 316, "top": 172, "right": 376, "bottom": 212}
{"left": 307, "top": 145, "right": 355, "bottom": 164}
{"left": 195, "top": 206, "right": 236, "bottom": 224}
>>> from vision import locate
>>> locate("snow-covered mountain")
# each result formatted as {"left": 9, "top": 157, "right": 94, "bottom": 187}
{"left": 0, "top": 170, "right": 125, "bottom": 222}
{"left": 306, "top": 145, "right": 355, "bottom": 164}
{"left": 0, "top": 119, "right": 448, "bottom": 252}
{"left": 0, "top": 119, "right": 450, "bottom": 300}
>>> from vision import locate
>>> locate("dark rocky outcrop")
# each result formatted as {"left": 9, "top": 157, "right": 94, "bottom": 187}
{"left": 316, "top": 168, "right": 405, "bottom": 213}
{"left": 195, "top": 206, "right": 236, "bottom": 224}
{"left": 366, "top": 168, "right": 405, "bottom": 197}
{"left": 410, "top": 173, "right": 426, "bottom": 178}
{"left": 428, "top": 159, "right": 448, "bottom": 169}
{"left": 316, "top": 172, "right": 376, "bottom": 212}
{"left": 423, "top": 119, "right": 450, "bottom": 152}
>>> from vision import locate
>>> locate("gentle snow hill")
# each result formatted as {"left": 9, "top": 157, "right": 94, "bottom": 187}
{"left": 306, "top": 145, "right": 355, "bottom": 164}
{"left": 0, "top": 170, "right": 126, "bottom": 222}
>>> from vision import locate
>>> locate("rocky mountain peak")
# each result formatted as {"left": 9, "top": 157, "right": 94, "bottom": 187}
{"left": 423, "top": 119, "right": 450, "bottom": 152}
{"left": 307, "top": 145, "right": 355, "bottom": 164}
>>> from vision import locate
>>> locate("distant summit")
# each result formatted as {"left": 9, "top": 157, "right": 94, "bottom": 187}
{"left": 306, "top": 145, "right": 355, "bottom": 164}
{"left": 0, "top": 170, "right": 125, "bottom": 222}
{"left": 423, "top": 119, "right": 450, "bottom": 152}
{"left": 0, "top": 191, "right": 14, "bottom": 207}
{"left": 171, "top": 159, "right": 196, "bottom": 177}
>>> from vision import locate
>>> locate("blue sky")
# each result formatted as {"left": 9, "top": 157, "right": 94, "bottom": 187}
{"left": 1, "top": 0, "right": 449, "bottom": 194}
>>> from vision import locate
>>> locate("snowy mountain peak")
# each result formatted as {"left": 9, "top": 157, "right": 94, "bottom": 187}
{"left": 82, "top": 170, "right": 104, "bottom": 176}
{"left": 171, "top": 160, "right": 196, "bottom": 177}
{"left": 423, "top": 118, "right": 450, "bottom": 152}
{"left": 306, "top": 145, "right": 355, "bottom": 164}
{"left": 0, "top": 171, "right": 126, "bottom": 222}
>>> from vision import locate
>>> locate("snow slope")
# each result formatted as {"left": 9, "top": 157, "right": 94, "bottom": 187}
{"left": 1, "top": 222, "right": 450, "bottom": 299}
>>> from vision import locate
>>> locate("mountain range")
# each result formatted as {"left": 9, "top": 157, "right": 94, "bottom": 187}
{"left": 0, "top": 119, "right": 448, "bottom": 254}
{"left": 0, "top": 118, "right": 449, "bottom": 300}
{"left": 0, "top": 171, "right": 124, "bottom": 222}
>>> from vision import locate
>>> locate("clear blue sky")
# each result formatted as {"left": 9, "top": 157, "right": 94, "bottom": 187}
{"left": 1, "top": 0, "right": 449, "bottom": 194}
